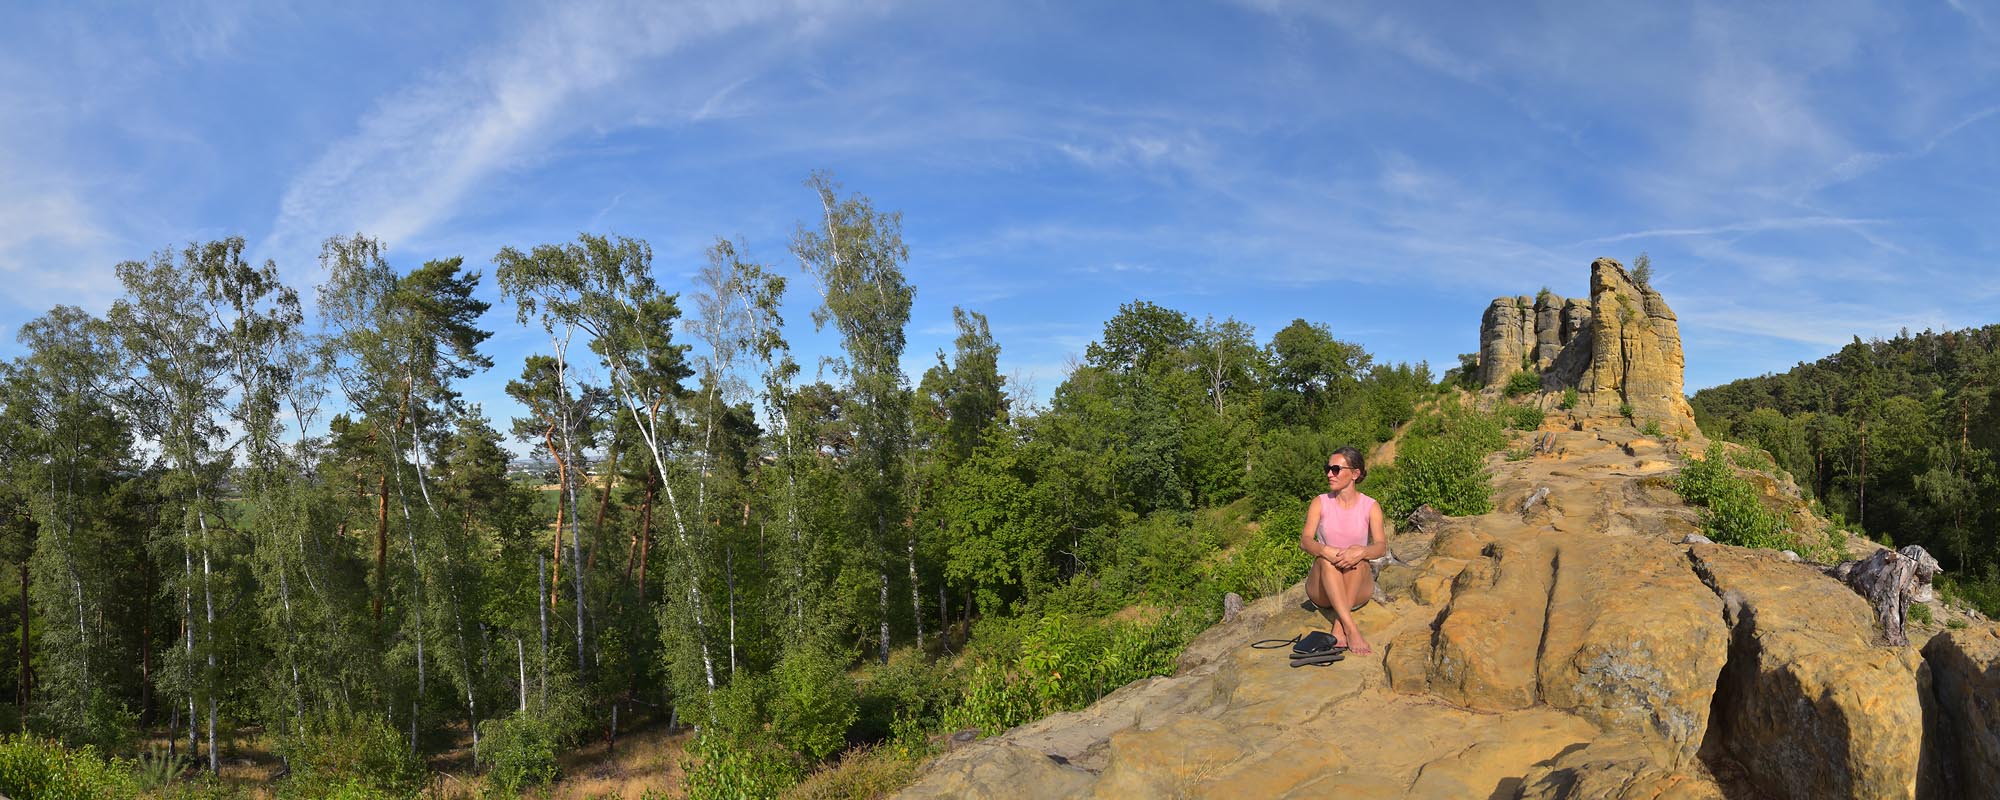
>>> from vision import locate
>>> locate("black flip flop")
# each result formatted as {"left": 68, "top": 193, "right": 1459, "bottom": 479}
{"left": 1290, "top": 651, "right": 1346, "bottom": 667}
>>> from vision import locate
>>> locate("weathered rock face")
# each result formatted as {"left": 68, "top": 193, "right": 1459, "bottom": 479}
{"left": 1479, "top": 293, "right": 1585, "bottom": 386}
{"left": 1388, "top": 498, "right": 1730, "bottom": 767}
{"left": 1921, "top": 625, "right": 2000, "bottom": 795}
{"left": 1689, "top": 544, "right": 1925, "bottom": 799}
{"left": 897, "top": 426, "right": 1957, "bottom": 800}
{"left": 1477, "top": 258, "right": 1695, "bottom": 433}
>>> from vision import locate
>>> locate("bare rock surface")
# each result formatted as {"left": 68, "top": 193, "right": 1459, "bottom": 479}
{"left": 1920, "top": 624, "right": 2000, "bottom": 796}
{"left": 1688, "top": 543, "right": 1924, "bottom": 799}
{"left": 898, "top": 424, "right": 1964, "bottom": 800}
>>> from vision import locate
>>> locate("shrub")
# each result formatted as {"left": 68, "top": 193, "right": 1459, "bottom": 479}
{"left": 1498, "top": 403, "right": 1544, "bottom": 431}
{"left": 1504, "top": 370, "right": 1541, "bottom": 397}
{"left": 1205, "top": 503, "right": 1311, "bottom": 602}
{"left": 770, "top": 645, "right": 860, "bottom": 763}
{"left": 1374, "top": 402, "right": 1504, "bottom": 520}
{"left": 1909, "top": 603, "right": 1934, "bottom": 625}
{"left": 277, "top": 710, "right": 424, "bottom": 797}
{"left": 941, "top": 611, "right": 1201, "bottom": 739}
{"left": 476, "top": 713, "right": 562, "bottom": 796}
{"left": 0, "top": 735, "right": 141, "bottom": 800}
{"left": 1618, "top": 402, "right": 1635, "bottom": 420}
{"left": 855, "top": 649, "right": 957, "bottom": 748}
{"left": 1674, "top": 444, "right": 1790, "bottom": 551}
{"left": 1558, "top": 387, "right": 1578, "bottom": 410}
{"left": 1641, "top": 419, "right": 1663, "bottom": 437}
{"left": 682, "top": 729, "right": 802, "bottom": 800}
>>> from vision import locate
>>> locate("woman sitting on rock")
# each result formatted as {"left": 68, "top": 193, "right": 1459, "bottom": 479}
{"left": 1298, "top": 446, "right": 1388, "bottom": 655}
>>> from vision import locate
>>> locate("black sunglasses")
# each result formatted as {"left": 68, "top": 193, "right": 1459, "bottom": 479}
{"left": 1325, "top": 464, "right": 1353, "bottom": 475}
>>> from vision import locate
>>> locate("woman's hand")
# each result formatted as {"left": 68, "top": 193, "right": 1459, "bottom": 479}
{"left": 1331, "top": 545, "right": 1362, "bottom": 569}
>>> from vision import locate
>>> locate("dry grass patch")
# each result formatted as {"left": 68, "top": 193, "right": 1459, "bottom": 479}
{"left": 782, "top": 744, "right": 923, "bottom": 800}
{"left": 545, "top": 724, "right": 689, "bottom": 799}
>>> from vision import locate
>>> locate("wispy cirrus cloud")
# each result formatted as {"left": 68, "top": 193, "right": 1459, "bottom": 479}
{"left": 268, "top": 0, "right": 854, "bottom": 267}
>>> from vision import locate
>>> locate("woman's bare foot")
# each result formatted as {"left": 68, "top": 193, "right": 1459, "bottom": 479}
{"left": 1347, "top": 634, "right": 1372, "bottom": 655}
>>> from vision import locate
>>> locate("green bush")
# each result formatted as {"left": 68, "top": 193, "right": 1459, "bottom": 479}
{"left": 1504, "top": 370, "right": 1541, "bottom": 397}
{"left": 1498, "top": 403, "right": 1544, "bottom": 431}
{"left": 1204, "top": 503, "right": 1310, "bottom": 601}
{"left": 1674, "top": 444, "right": 1790, "bottom": 551}
{"left": 1374, "top": 402, "right": 1504, "bottom": 520}
{"left": 1909, "top": 603, "right": 1934, "bottom": 625}
{"left": 1246, "top": 424, "right": 1367, "bottom": 513}
{"left": 1558, "top": 387, "right": 1578, "bottom": 410}
{"left": 1938, "top": 571, "right": 2000, "bottom": 619}
{"left": 476, "top": 713, "right": 561, "bottom": 796}
{"left": 1618, "top": 402, "right": 1635, "bottom": 419}
{"left": 0, "top": 735, "right": 141, "bottom": 800}
{"left": 856, "top": 649, "right": 959, "bottom": 750}
{"left": 941, "top": 611, "right": 1201, "bottom": 739}
{"left": 277, "top": 710, "right": 424, "bottom": 797}
{"left": 770, "top": 645, "right": 860, "bottom": 763}
{"left": 682, "top": 729, "right": 802, "bottom": 800}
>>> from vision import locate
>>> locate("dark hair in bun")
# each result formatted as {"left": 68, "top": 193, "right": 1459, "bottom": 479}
{"left": 1330, "top": 446, "right": 1366, "bottom": 484}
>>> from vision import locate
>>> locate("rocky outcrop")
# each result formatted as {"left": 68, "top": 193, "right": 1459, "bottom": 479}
{"left": 1477, "top": 258, "right": 1695, "bottom": 433}
{"left": 1479, "top": 293, "right": 1590, "bottom": 386}
{"left": 898, "top": 426, "right": 1971, "bottom": 800}
{"left": 1387, "top": 498, "right": 1730, "bottom": 766}
{"left": 1688, "top": 544, "right": 1925, "bottom": 799}
{"left": 1921, "top": 625, "right": 2000, "bottom": 795}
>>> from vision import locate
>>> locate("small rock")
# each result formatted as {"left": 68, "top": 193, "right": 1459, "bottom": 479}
{"left": 1681, "top": 533, "right": 1713, "bottom": 545}
{"left": 1222, "top": 592, "right": 1244, "bottom": 622}
{"left": 1780, "top": 550, "right": 1799, "bottom": 562}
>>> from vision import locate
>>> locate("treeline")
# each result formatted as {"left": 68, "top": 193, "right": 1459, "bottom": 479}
{"left": 1691, "top": 326, "right": 2000, "bottom": 611}
{"left": 0, "top": 174, "right": 1444, "bottom": 796}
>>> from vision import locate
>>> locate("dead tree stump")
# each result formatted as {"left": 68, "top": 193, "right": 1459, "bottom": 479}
{"left": 1829, "top": 545, "right": 1941, "bottom": 646}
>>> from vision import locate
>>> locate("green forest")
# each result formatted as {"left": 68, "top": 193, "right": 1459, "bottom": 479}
{"left": 1692, "top": 326, "right": 2000, "bottom": 615}
{"left": 0, "top": 175, "right": 1509, "bottom": 799}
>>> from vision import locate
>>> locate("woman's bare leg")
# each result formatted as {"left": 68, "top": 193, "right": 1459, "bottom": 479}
{"left": 1323, "top": 560, "right": 1372, "bottom": 654}
{"left": 1318, "top": 556, "right": 1362, "bottom": 651}
{"left": 1306, "top": 558, "right": 1331, "bottom": 608}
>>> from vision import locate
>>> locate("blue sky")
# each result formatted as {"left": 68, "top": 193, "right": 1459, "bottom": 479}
{"left": 6, "top": 0, "right": 2000, "bottom": 441}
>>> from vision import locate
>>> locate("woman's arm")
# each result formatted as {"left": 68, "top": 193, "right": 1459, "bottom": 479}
{"left": 1298, "top": 499, "right": 1331, "bottom": 559}
{"left": 1363, "top": 503, "right": 1389, "bottom": 560}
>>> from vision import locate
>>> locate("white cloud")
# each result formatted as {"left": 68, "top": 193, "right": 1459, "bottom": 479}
{"left": 269, "top": 0, "right": 843, "bottom": 266}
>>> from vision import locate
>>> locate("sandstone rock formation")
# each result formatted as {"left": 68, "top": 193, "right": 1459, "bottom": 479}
{"left": 1478, "top": 258, "right": 1696, "bottom": 433}
{"left": 1921, "top": 626, "right": 2000, "bottom": 794}
{"left": 897, "top": 425, "right": 1990, "bottom": 800}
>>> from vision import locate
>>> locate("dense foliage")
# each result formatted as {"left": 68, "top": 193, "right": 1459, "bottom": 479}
{"left": 0, "top": 177, "right": 1461, "bottom": 797}
{"left": 1692, "top": 326, "right": 2000, "bottom": 612}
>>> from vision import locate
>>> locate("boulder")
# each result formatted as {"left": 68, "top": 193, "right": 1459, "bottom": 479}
{"left": 1689, "top": 544, "right": 1924, "bottom": 799}
{"left": 1418, "top": 537, "right": 1553, "bottom": 709}
{"left": 1919, "top": 624, "right": 2000, "bottom": 796}
{"left": 1534, "top": 534, "right": 1729, "bottom": 766}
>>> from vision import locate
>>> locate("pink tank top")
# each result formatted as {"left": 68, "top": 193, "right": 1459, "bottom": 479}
{"left": 1317, "top": 493, "right": 1375, "bottom": 549}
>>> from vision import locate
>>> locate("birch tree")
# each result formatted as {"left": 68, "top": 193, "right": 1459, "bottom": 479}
{"left": 791, "top": 172, "right": 916, "bottom": 661}
{"left": 318, "top": 234, "right": 492, "bottom": 748}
